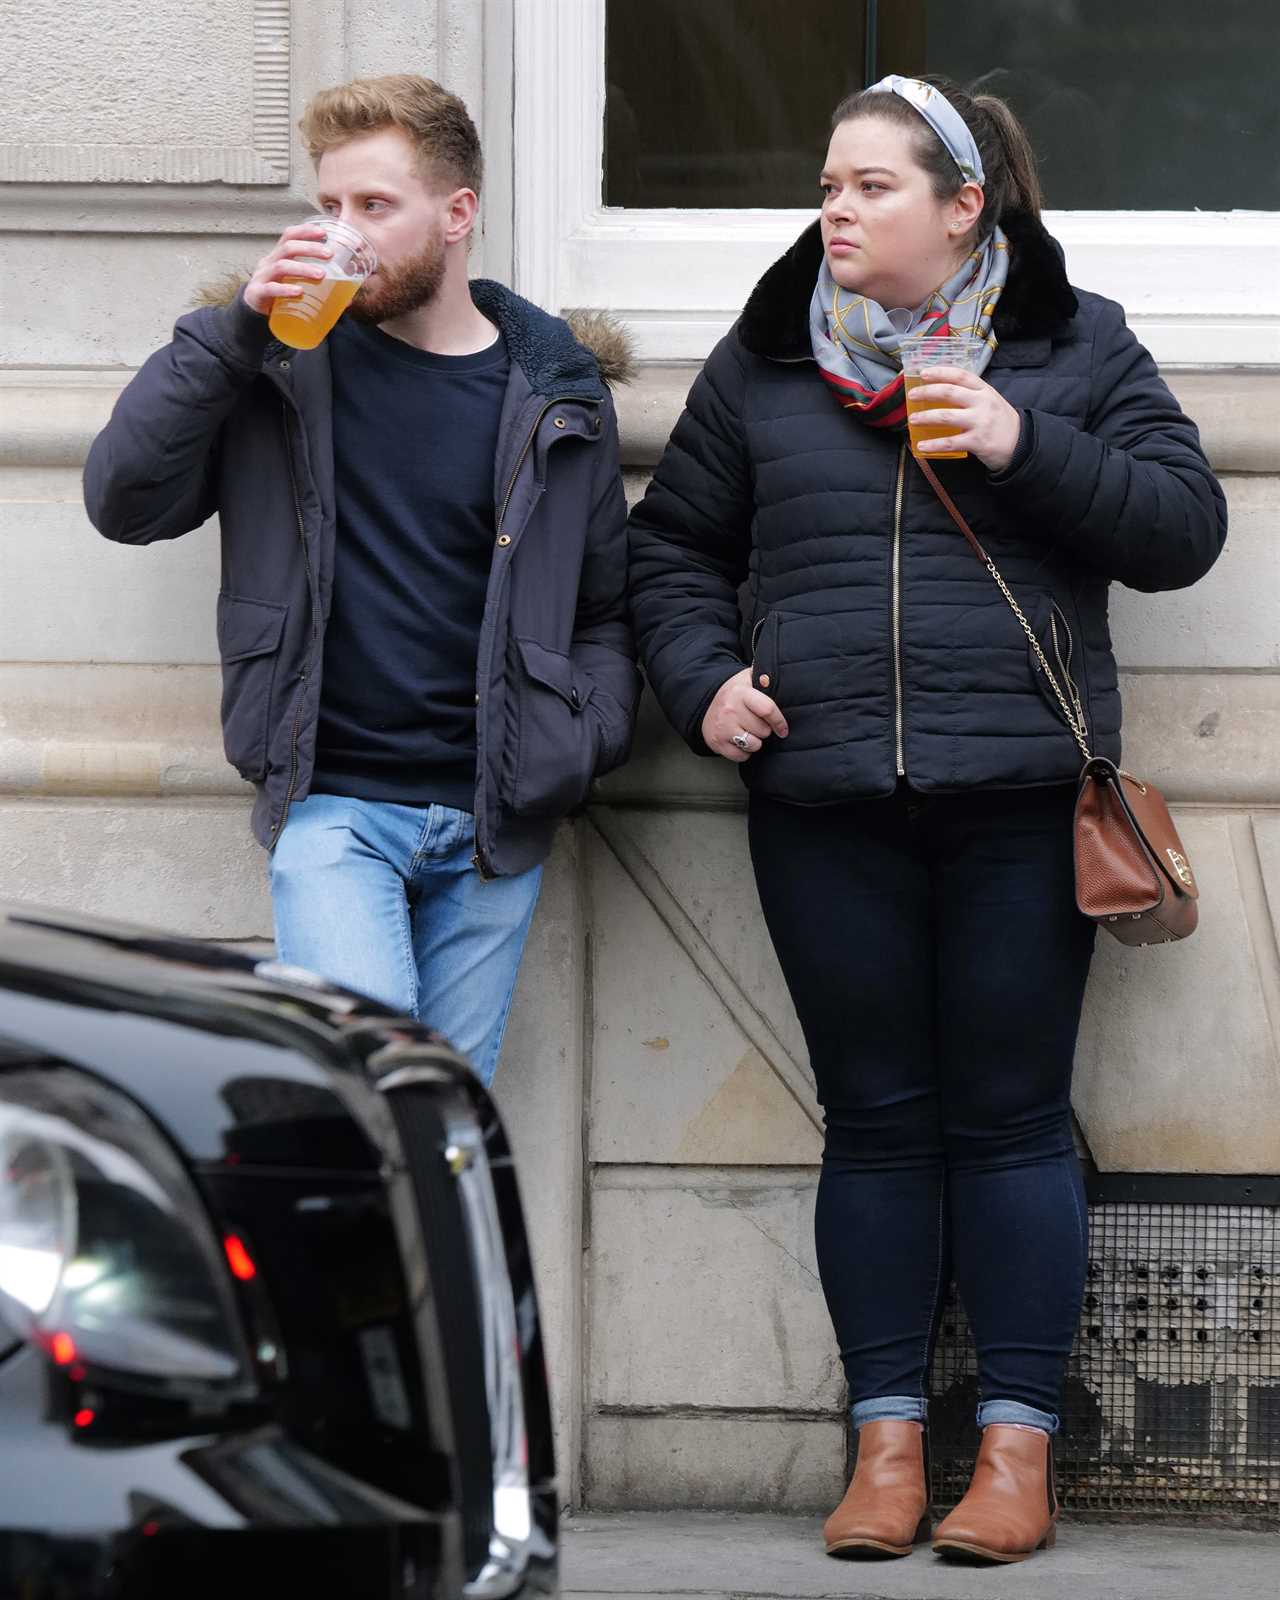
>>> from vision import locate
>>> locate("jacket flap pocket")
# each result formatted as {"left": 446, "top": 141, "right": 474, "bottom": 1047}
{"left": 515, "top": 637, "right": 593, "bottom": 710}
{"left": 217, "top": 594, "right": 287, "bottom": 664}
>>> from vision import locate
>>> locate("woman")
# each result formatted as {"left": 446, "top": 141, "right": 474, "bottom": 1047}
{"left": 628, "top": 75, "right": 1226, "bottom": 1563}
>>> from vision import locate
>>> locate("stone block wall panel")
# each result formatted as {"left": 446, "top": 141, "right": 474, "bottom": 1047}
{"left": 588, "top": 1171, "right": 836, "bottom": 1414}
{"left": 0, "top": 798, "right": 269, "bottom": 938}
{"left": 0, "top": 665, "right": 236, "bottom": 798}
{"left": 1073, "top": 812, "right": 1280, "bottom": 1173}
{"left": 586, "top": 813, "right": 819, "bottom": 1167}
{"left": 584, "top": 1413, "right": 845, "bottom": 1513}
{"left": 1109, "top": 475, "right": 1278, "bottom": 669}
{"left": 1, "top": 502, "right": 220, "bottom": 664}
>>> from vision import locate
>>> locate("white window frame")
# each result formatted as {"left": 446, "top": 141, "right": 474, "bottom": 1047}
{"left": 513, "top": 0, "right": 1280, "bottom": 367}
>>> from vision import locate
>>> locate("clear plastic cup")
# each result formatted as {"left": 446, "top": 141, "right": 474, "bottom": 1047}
{"left": 899, "top": 333, "right": 988, "bottom": 460}
{"left": 267, "top": 217, "right": 378, "bottom": 350}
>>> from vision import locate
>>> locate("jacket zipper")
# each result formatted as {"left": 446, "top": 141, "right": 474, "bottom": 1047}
{"left": 267, "top": 397, "right": 318, "bottom": 849}
{"left": 471, "top": 394, "right": 598, "bottom": 879}
{"left": 891, "top": 440, "right": 908, "bottom": 777}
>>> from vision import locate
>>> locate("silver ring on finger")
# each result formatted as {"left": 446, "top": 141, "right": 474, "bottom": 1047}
{"left": 731, "top": 731, "right": 752, "bottom": 752}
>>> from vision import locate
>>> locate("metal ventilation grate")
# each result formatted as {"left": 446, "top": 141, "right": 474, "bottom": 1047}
{"left": 927, "top": 1193, "right": 1280, "bottom": 1522}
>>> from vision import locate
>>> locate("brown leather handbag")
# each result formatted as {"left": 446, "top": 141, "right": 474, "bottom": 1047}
{"left": 916, "top": 456, "right": 1199, "bottom": 946}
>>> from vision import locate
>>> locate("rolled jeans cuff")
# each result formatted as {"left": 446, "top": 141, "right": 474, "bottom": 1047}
{"left": 851, "top": 1395, "right": 928, "bottom": 1429}
{"left": 978, "top": 1399, "right": 1059, "bottom": 1435}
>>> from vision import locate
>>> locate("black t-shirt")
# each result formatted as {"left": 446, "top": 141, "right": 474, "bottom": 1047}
{"left": 311, "top": 319, "right": 509, "bottom": 810}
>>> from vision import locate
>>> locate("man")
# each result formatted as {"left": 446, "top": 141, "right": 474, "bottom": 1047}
{"left": 85, "top": 75, "right": 639, "bottom": 1085}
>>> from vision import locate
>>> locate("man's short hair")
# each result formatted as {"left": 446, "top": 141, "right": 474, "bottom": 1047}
{"left": 300, "top": 74, "right": 482, "bottom": 196}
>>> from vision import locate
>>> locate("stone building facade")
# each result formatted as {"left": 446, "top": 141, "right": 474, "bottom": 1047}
{"left": 2, "top": 0, "right": 1277, "bottom": 1513}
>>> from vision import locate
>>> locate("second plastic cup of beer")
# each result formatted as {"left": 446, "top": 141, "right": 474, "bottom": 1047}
{"left": 268, "top": 217, "right": 378, "bottom": 350}
{"left": 899, "top": 333, "right": 988, "bottom": 460}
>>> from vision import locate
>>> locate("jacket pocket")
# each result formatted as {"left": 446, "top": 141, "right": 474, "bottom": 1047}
{"left": 216, "top": 593, "right": 288, "bottom": 782}
{"left": 508, "top": 637, "right": 598, "bottom": 817}
{"left": 1028, "top": 596, "right": 1086, "bottom": 737}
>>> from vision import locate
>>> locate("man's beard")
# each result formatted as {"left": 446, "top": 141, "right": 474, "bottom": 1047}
{"left": 350, "top": 231, "right": 446, "bottom": 324}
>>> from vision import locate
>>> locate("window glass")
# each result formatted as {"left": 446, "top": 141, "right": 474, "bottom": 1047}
{"left": 605, "top": 1, "right": 1280, "bottom": 210}
{"left": 605, "top": 0, "right": 867, "bottom": 208}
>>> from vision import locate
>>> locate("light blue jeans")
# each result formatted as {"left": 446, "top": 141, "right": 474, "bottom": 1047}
{"left": 269, "top": 794, "right": 542, "bottom": 1087}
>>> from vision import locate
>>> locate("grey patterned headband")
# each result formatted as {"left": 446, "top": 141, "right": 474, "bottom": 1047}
{"left": 863, "top": 75, "right": 985, "bottom": 187}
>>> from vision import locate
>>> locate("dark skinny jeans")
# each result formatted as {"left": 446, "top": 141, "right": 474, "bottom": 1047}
{"left": 748, "top": 781, "right": 1096, "bottom": 1429}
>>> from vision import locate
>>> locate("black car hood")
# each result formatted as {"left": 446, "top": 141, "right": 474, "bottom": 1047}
{"left": 0, "top": 902, "right": 473, "bottom": 1170}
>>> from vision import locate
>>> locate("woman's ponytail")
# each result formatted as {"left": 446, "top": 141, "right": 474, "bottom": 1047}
{"left": 971, "top": 93, "right": 1042, "bottom": 219}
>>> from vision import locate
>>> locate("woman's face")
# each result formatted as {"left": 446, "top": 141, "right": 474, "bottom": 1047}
{"left": 819, "top": 117, "right": 982, "bottom": 310}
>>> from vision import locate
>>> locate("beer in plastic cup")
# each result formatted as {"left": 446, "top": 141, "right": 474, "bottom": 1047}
{"left": 899, "top": 333, "right": 988, "bottom": 460}
{"left": 268, "top": 217, "right": 377, "bottom": 350}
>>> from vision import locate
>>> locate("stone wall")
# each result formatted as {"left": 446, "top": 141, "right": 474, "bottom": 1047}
{"left": 2, "top": 0, "right": 1277, "bottom": 1514}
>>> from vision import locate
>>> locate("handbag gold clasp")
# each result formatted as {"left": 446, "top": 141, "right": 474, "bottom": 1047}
{"left": 1166, "top": 848, "right": 1193, "bottom": 887}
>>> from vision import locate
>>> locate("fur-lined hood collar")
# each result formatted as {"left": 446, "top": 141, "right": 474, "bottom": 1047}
{"left": 737, "top": 207, "right": 1078, "bottom": 361}
{"left": 192, "top": 273, "right": 635, "bottom": 393}
{"left": 473, "top": 279, "right": 635, "bottom": 395}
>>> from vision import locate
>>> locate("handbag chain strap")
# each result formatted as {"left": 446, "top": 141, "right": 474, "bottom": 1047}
{"left": 913, "top": 454, "right": 1094, "bottom": 764}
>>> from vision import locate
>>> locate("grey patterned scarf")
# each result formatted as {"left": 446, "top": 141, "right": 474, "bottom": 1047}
{"left": 809, "top": 228, "right": 1009, "bottom": 427}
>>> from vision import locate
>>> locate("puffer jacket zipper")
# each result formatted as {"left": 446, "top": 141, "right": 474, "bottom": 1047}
{"left": 891, "top": 440, "right": 908, "bottom": 777}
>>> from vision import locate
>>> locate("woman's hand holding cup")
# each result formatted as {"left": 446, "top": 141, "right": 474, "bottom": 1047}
{"left": 906, "top": 367, "right": 1023, "bottom": 472}
{"left": 702, "top": 668, "right": 789, "bottom": 763}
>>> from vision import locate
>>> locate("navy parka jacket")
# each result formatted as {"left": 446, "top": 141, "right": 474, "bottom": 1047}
{"left": 627, "top": 211, "right": 1227, "bottom": 802}
{"left": 85, "top": 281, "right": 641, "bottom": 877}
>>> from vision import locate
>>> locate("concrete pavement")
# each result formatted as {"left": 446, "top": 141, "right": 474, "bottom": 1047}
{"left": 561, "top": 1511, "right": 1279, "bottom": 1600}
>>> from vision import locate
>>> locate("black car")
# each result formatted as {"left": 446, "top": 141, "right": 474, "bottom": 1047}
{"left": 0, "top": 902, "right": 557, "bottom": 1599}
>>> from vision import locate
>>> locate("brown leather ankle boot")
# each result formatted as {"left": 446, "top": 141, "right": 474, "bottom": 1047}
{"left": 932, "top": 1423, "right": 1058, "bottom": 1562}
{"left": 823, "top": 1420, "right": 931, "bottom": 1558}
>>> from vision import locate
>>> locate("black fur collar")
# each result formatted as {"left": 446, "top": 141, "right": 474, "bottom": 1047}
{"left": 471, "top": 278, "right": 608, "bottom": 399}
{"left": 737, "top": 207, "right": 1078, "bottom": 360}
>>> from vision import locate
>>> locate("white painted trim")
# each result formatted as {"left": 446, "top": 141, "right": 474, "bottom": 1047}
{"left": 513, "top": 0, "right": 572, "bottom": 311}
{"left": 513, "top": 0, "right": 1280, "bottom": 366}
{"left": 618, "top": 313, "right": 1280, "bottom": 370}
{"left": 476, "top": 0, "right": 516, "bottom": 286}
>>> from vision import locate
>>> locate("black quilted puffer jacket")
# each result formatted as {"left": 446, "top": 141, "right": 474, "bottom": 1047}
{"left": 628, "top": 210, "right": 1227, "bottom": 802}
